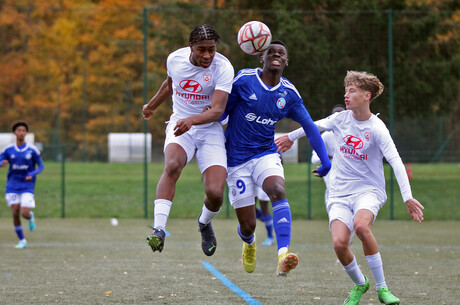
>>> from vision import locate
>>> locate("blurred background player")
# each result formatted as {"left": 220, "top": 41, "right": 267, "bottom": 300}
{"left": 254, "top": 186, "right": 274, "bottom": 246}
{"left": 310, "top": 104, "right": 345, "bottom": 203}
{"left": 276, "top": 71, "right": 424, "bottom": 304}
{"left": 142, "top": 24, "right": 234, "bottom": 256}
{"left": 222, "top": 40, "right": 331, "bottom": 276}
{"left": 0, "top": 120, "right": 44, "bottom": 249}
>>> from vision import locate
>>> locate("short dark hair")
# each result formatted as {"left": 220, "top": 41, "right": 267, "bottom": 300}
{"left": 271, "top": 40, "right": 286, "bottom": 48}
{"left": 188, "top": 24, "right": 220, "bottom": 44}
{"left": 12, "top": 120, "right": 29, "bottom": 132}
{"left": 263, "top": 40, "right": 288, "bottom": 55}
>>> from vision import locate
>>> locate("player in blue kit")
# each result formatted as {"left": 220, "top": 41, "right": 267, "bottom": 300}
{"left": 222, "top": 40, "right": 331, "bottom": 275}
{"left": 0, "top": 121, "right": 44, "bottom": 249}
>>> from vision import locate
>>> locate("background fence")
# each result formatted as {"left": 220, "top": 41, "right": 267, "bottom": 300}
{"left": 0, "top": 5, "right": 459, "bottom": 163}
{"left": 0, "top": 4, "right": 459, "bottom": 219}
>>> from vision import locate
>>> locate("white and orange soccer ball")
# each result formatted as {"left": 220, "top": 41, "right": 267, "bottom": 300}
{"left": 237, "top": 21, "right": 272, "bottom": 55}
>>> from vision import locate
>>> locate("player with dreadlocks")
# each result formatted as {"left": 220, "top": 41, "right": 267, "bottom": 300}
{"left": 143, "top": 24, "right": 234, "bottom": 256}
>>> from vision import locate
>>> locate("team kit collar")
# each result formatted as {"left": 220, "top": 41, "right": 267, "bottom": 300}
{"left": 14, "top": 143, "right": 29, "bottom": 152}
{"left": 255, "top": 68, "right": 281, "bottom": 91}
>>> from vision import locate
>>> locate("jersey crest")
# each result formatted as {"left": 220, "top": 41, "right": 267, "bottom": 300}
{"left": 276, "top": 98, "right": 286, "bottom": 109}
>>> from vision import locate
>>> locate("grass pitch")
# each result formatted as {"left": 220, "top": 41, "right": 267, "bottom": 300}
{"left": 1, "top": 218, "right": 459, "bottom": 304}
{"left": 1, "top": 162, "right": 459, "bottom": 220}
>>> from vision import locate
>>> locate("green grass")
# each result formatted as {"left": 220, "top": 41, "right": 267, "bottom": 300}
{"left": 0, "top": 162, "right": 459, "bottom": 220}
{"left": 1, "top": 218, "right": 459, "bottom": 304}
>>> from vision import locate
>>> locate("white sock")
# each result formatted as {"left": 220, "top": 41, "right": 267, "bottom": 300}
{"left": 366, "top": 252, "right": 387, "bottom": 290}
{"left": 198, "top": 205, "right": 220, "bottom": 225}
{"left": 153, "top": 199, "right": 172, "bottom": 230}
{"left": 343, "top": 256, "right": 366, "bottom": 285}
{"left": 278, "top": 247, "right": 288, "bottom": 256}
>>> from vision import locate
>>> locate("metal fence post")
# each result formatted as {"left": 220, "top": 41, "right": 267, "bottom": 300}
{"left": 61, "top": 145, "right": 66, "bottom": 218}
{"left": 388, "top": 9, "right": 395, "bottom": 220}
{"left": 143, "top": 6, "right": 149, "bottom": 219}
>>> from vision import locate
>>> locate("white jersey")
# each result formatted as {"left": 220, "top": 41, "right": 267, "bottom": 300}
{"left": 315, "top": 110, "right": 412, "bottom": 202}
{"left": 167, "top": 47, "right": 234, "bottom": 127}
{"left": 289, "top": 110, "right": 412, "bottom": 203}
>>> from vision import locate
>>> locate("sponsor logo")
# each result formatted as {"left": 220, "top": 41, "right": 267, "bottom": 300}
{"left": 179, "top": 80, "right": 203, "bottom": 93}
{"left": 249, "top": 94, "right": 257, "bottom": 100}
{"left": 245, "top": 113, "right": 277, "bottom": 125}
{"left": 276, "top": 98, "right": 286, "bottom": 109}
{"left": 277, "top": 217, "right": 290, "bottom": 224}
{"left": 12, "top": 164, "right": 29, "bottom": 170}
{"left": 343, "top": 135, "right": 363, "bottom": 149}
{"left": 339, "top": 146, "right": 368, "bottom": 160}
{"left": 175, "top": 91, "right": 210, "bottom": 104}
{"left": 208, "top": 244, "right": 216, "bottom": 252}
{"left": 341, "top": 135, "right": 367, "bottom": 160}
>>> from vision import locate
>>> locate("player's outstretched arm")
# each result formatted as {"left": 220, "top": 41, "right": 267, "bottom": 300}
{"left": 142, "top": 77, "right": 173, "bottom": 120}
{"left": 174, "top": 90, "right": 228, "bottom": 136}
{"left": 405, "top": 198, "right": 424, "bottom": 223}
{"left": 274, "top": 134, "right": 294, "bottom": 153}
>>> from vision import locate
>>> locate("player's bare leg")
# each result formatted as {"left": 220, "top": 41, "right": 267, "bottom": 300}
{"left": 354, "top": 210, "right": 399, "bottom": 304}
{"left": 259, "top": 199, "right": 274, "bottom": 245}
{"left": 21, "top": 207, "right": 35, "bottom": 231}
{"left": 147, "top": 144, "right": 187, "bottom": 253}
{"left": 331, "top": 220, "right": 369, "bottom": 304}
{"left": 198, "top": 165, "right": 226, "bottom": 256}
{"left": 236, "top": 205, "right": 257, "bottom": 272}
{"left": 353, "top": 210, "right": 378, "bottom": 255}
{"left": 331, "top": 220, "right": 354, "bottom": 265}
{"left": 155, "top": 144, "right": 187, "bottom": 200}
{"left": 11, "top": 204, "right": 28, "bottom": 248}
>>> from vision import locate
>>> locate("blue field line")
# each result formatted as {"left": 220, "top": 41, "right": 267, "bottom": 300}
{"left": 201, "top": 262, "right": 262, "bottom": 305}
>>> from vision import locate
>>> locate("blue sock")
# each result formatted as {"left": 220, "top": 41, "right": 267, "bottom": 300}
{"left": 14, "top": 225, "right": 24, "bottom": 240}
{"left": 272, "top": 199, "right": 291, "bottom": 250}
{"left": 255, "top": 208, "right": 263, "bottom": 221}
{"left": 237, "top": 225, "right": 255, "bottom": 244}
{"left": 262, "top": 214, "right": 274, "bottom": 238}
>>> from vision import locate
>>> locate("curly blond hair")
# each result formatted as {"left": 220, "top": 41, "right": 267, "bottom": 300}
{"left": 344, "top": 71, "right": 384, "bottom": 102}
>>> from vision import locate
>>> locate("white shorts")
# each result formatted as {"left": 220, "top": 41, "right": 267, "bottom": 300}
{"left": 227, "top": 153, "right": 284, "bottom": 209}
{"left": 164, "top": 121, "right": 227, "bottom": 173}
{"left": 327, "top": 191, "right": 384, "bottom": 233}
{"left": 5, "top": 192, "right": 35, "bottom": 208}
{"left": 256, "top": 186, "right": 270, "bottom": 201}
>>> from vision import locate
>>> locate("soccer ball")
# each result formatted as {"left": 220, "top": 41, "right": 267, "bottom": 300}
{"left": 237, "top": 21, "right": 272, "bottom": 55}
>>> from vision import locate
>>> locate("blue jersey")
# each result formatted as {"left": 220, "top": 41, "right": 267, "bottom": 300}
{"left": 0, "top": 143, "right": 44, "bottom": 194}
{"left": 225, "top": 68, "right": 321, "bottom": 167}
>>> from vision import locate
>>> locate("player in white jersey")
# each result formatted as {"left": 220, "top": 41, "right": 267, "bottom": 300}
{"left": 142, "top": 25, "right": 234, "bottom": 256}
{"left": 276, "top": 71, "right": 424, "bottom": 305}
{"left": 0, "top": 121, "right": 44, "bottom": 249}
